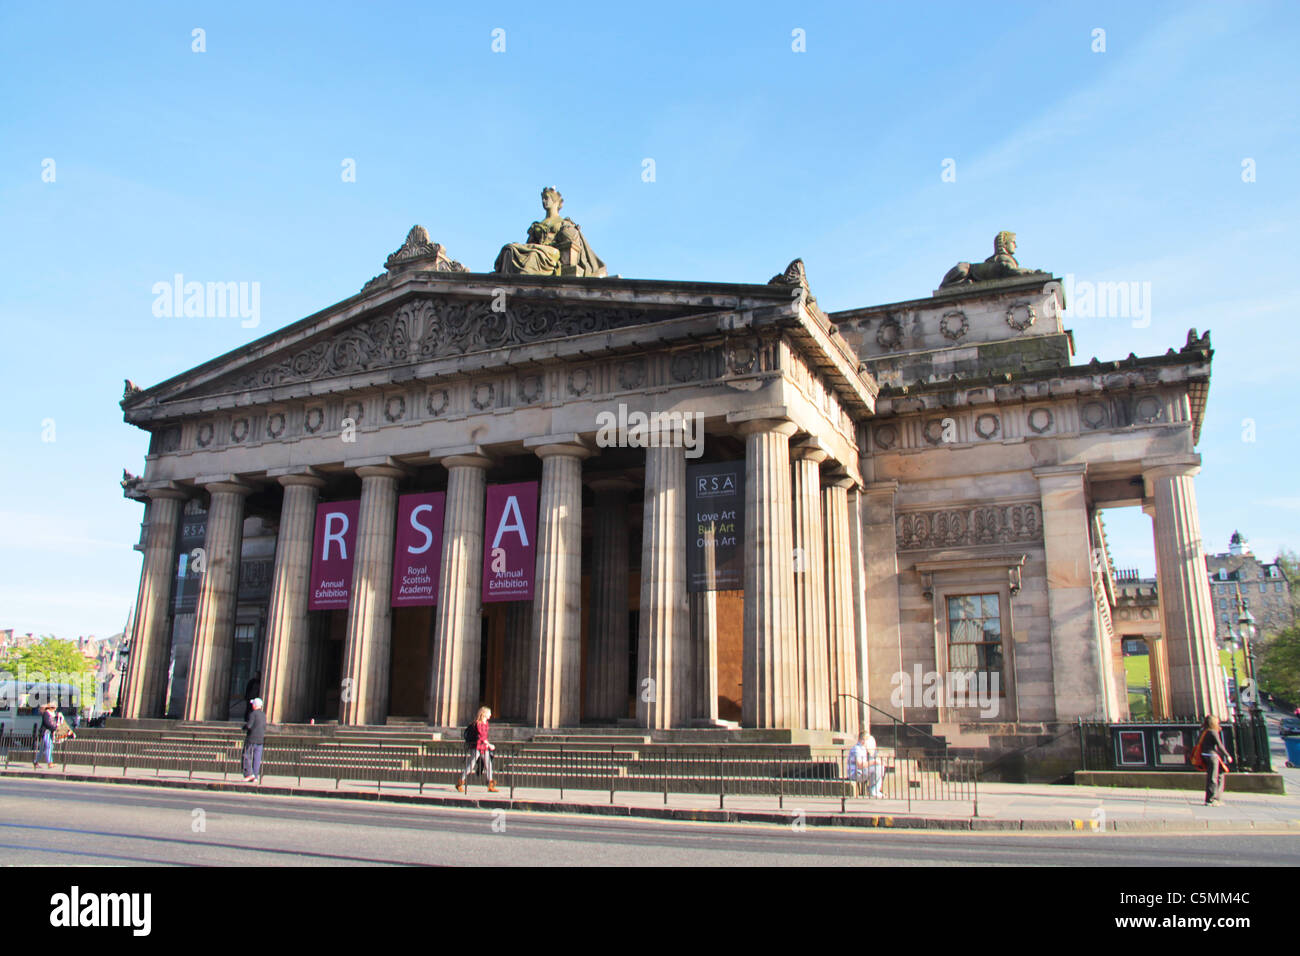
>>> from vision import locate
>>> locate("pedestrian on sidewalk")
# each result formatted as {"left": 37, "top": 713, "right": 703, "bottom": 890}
{"left": 846, "top": 731, "right": 883, "bottom": 798}
{"left": 456, "top": 706, "right": 498, "bottom": 794}
{"left": 33, "top": 702, "right": 57, "bottom": 770}
{"left": 242, "top": 697, "right": 266, "bottom": 784}
{"left": 1195, "top": 715, "right": 1232, "bottom": 806}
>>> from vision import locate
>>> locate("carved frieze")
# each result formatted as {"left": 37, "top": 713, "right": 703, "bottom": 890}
{"left": 214, "top": 297, "right": 702, "bottom": 395}
{"left": 896, "top": 502, "right": 1042, "bottom": 551}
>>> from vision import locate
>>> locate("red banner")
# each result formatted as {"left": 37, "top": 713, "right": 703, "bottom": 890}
{"left": 482, "top": 481, "right": 538, "bottom": 603}
{"left": 308, "top": 500, "right": 360, "bottom": 610}
{"left": 391, "top": 492, "right": 446, "bottom": 607}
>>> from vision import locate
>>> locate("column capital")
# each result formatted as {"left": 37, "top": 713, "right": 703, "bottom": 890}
{"left": 197, "top": 475, "right": 257, "bottom": 496}
{"left": 272, "top": 467, "right": 327, "bottom": 489}
{"left": 727, "top": 406, "right": 796, "bottom": 438}
{"left": 1142, "top": 454, "right": 1202, "bottom": 482}
{"left": 141, "top": 481, "right": 190, "bottom": 502}
{"left": 862, "top": 479, "right": 900, "bottom": 500}
{"left": 525, "top": 433, "right": 592, "bottom": 460}
{"left": 1031, "top": 463, "right": 1088, "bottom": 482}
{"left": 346, "top": 456, "right": 410, "bottom": 481}
{"left": 791, "top": 440, "right": 830, "bottom": 465}
{"left": 436, "top": 444, "right": 493, "bottom": 470}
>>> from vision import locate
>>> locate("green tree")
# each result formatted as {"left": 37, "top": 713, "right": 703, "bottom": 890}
{"left": 0, "top": 637, "right": 97, "bottom": 710}
{"left": 1257, "top": 623, "right": 1300, "bottom": 705}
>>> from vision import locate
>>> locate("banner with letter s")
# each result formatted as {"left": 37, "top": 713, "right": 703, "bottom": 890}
{"left": 391, "top": 492, "right": 446, "bottom": 607}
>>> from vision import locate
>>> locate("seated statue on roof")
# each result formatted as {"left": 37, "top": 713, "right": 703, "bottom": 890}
{"left": 493, "top": 187, "right": 607, "bottom": 278}
{"left": 940, "top": 231, "right": 1040, "bottom": 287}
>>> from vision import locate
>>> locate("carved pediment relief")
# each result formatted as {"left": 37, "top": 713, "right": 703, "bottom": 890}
{"left": 183, "top": 295, "right": 716, "bottom": 400}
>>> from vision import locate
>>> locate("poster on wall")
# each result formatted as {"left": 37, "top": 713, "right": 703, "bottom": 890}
{"left": 482, "top": 481, "right": 538, "bottom": 603}
{"left": 685, "top": 461, "right": 745, "bottom": 592}
{"left": 308, "top": 499, "right": 360, "bottom": 610}
{"left": 1115, "top": 729, "right": 1148, "bottom": 767}
{"left": 1156, "top": 728, "right": 1189, "bottom": 766}
{"left": 391, "top": 492, "right": 446, "bottom": 607}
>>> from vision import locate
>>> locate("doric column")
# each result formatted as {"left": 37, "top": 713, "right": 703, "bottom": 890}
{"left": 586, "top": 478, "right": 632, "bottom": 721}
{"left": 500, "top": 602, "right": 533, "bottom": 720}
{"left": 1145, "top": 457, "right": 1227, "bottom": 718}
{"left": 862, "top": 481, "right": 903, "bottom": 719}
{"left": 526, "top": 436, "right": 590, "bottom": 728}
{"left": 824, "top": 478, "right": 860, "bottom": 734}
{"left": 691, "top": 588, "right": 719, "bottom": 724}
{"left": 339, "top": 463, "right": 404, "bottom": 726}
{"left": 428, "top": 449, "right": 490, "bottom": 727}
{"left": 1033, "top": 464, "right": 1107, "bottom": 719}
{"left": 733, "top": 414, "right": 798, "bottom": 729}
{"left": 637, "top": 441, "right": 689, "bottom": 729}
{"left": 791, "top": 444, "right": 830, "bottom": 731}
{"left": 184, "top": 478, "right": 254, "bottom": 721}
{"left": 260, "top": 471, "right": 325, "bottom": 724}
{"left": 848, "top": 487, "right": 871, "bottom": 733}
{"left": 121, "top": 486, "right": 186, "bottom": 719}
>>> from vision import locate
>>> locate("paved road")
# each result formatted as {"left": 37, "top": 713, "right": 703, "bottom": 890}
{"left": 3, "top": 778, "right": 1299, "bottom": 866}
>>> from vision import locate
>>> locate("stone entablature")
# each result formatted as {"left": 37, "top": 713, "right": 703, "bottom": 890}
{"left": 832, "top": 277, "right": 1064, "bottom": 361}
{"left": 867, "top": 385, "right": 1194, "bottom": 455}
{"left": 895, "top": 500, "right": 1043, "bottom": 552}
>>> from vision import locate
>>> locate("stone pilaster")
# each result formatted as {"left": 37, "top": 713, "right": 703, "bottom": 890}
{"left": 526, "top": 436, "right": 590, "bottom": 728}
{"left": 260, "top": 472, "right": 326, "bottom": 724}
{"left": 637, "top": 442, "right": 689, "bottom": 729}
{"left": 791, "top": 445, "right": 830, "bottom": 731}
{"left": 848, "top": 487, "right": 871, "bottom": 733}
{"left": 120, "top": 487, "right": 186, "bottom": 719}
{"left": 1033, "top": 464, "right": 1107, "bottom": 719}
{"left": 586, "top": 478, "right": 633, "bottom": 721}
{"left": 427, "top": 450, "right": 490, "bottom": 728}
{"left": 824, "top": 478, "right": 860, "bottom": 734}
{"left": 862, "top": 481, "right": 903, "bottom": 719}
{"left": 1146, "top": 457, "right": 1227, "bottom": 718}
{"left": 184, "top": 478, "right": 253, "bottom": 721}
{"left": 734, "top": 415, "right": 798, "bottom": 729}
{"left": 339, "top": 463, "right": 404, "bottom": 726}
{"left": 500, "top": 602, "right": 533, "bottom": 720}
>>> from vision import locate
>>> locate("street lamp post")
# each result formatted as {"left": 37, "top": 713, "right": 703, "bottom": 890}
{"left": 1237, "top": 607, "right": 1259, "bottom": 715}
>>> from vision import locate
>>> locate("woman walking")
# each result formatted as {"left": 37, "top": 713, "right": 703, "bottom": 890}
{"left": 456, "top": 706, "right": 498, "bottom": 794}
{"left": 1196, "top": 715, "right": 1233, "bottom": 806}
{"left": 33, "top": 702, "right": 57, "bottom": 770}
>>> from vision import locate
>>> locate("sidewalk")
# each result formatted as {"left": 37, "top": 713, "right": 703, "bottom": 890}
{"left": 5, "top": 760, "right": 1298, "bottom": 832}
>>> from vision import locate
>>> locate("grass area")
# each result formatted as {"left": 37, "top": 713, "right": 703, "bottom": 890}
{"left": 1123, "top": 647, "right": 1248, "bottom": 718}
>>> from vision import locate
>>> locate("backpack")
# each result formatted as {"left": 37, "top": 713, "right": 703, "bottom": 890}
{"left": 463, "top": 721, "right": 480, "bottom": 749}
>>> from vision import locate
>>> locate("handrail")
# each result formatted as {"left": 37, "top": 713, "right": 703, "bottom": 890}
{"left": 837, "top": 693, "right": 949, "bottom": 757}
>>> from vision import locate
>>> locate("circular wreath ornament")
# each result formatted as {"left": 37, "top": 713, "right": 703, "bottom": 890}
{"left": 196, "top": 422, "right": 214, "bottom": 447}
{"left": 670, "top": 351, "right": 700, "bottom": 382}
{"left": 519, "top": 375, "right": 543, "bottom": 404}
{"left": 876, "top": 317, "right": 903, "bottom": 350}
{"left": 1027, "top": 407, "right": 1054, "bottom": 434}
{"left": 568, "top": 368, "right": 592, "bottom": 397}
{"left": 471, "top": 383, "right": 495, "bottom": 410}
{"left": 231, "top": 418, "right": 250, "bottom": 443}
{"left": 304, "top": 408, "right": 325, "bottom": 433}
{"left": 267, "top": 413, "right": 287, "bottom": 439}
{"left": 384, "top": 395, "right": 407, "bottom": 422}
{"left": 426, "top": 389, "right": 449, "bottom": 417}
{"left": 975, "top": 413, "right": 1000, "bottom": 439}
{"left": 1005, "top": 302, "right": 1037, "bottom": 332}
{"left": 873, "top": 424, "right": 898, "bottom": 450}
{"left": 939, "top": 310, "right": 969, "bottom": 341}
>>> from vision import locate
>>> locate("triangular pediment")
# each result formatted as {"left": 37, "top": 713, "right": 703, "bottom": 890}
{"left": 121, "top": 273, "right": 783, "bottom": 422}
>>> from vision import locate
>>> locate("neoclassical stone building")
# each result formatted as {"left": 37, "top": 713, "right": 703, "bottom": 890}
{"left": 119, "top": 212, "right": 1228, "bottom": 750}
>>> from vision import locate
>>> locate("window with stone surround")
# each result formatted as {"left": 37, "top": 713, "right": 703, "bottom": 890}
{"left": 946, "top": 593, "right": 1004, "bottom": 693}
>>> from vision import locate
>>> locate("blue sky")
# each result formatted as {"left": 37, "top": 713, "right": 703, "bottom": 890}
{"left": 1, "top": 1, "right": 1297, "bottom": 637}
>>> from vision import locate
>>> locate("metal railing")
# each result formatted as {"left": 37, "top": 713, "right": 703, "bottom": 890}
{"left": 1077, "top": 713, "right": 1273, "bottom": 774}
{"left": 2, "top": 731, "right": 980, "bottom": 814}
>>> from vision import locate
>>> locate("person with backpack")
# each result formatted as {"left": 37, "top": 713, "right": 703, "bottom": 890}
{"left": 1192, "top": 714, "right": 1232, "bottom": 806}
{"left": 456, "top": 706, "right": 497, "bottom": 794}
{"left": 33, "top": 702, "right": 58, "bottom": 770}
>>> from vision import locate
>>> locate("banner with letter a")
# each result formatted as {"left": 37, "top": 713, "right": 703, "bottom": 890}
{"left": 482, "top": 481, "right": 538, "bottom": 603}
{"left": 309, "top": 499, "right": 360, "bottom": 610}
{"left": 391, "top": 491, "right": 446, "bottom": 607}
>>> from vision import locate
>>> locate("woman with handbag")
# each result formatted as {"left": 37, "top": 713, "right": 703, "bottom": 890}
{"left": 456, "top": 707, "right": 498, "bottom": 794}
{"left": 1194, "top": 715, "right": 1232, "bottom": 806}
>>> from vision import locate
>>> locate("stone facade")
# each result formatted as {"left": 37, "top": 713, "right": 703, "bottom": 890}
{"left": 116, "top": 229, "right": 1228, "bottom": 757}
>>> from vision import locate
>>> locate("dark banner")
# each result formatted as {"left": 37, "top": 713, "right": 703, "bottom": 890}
{"left": 308, "top": 500, "right": 360, "bottom": 610}
{"left": 482, "top": 481, "right": 538, "bottom": 603}
{"left": 686, "top": 461, "right": 744, "bottom": 592}
{"left": 171, "top": 502, "right": 207, "bottom": 613}
{"left": 391, "top": 492, "right": 446, "bottom": 607}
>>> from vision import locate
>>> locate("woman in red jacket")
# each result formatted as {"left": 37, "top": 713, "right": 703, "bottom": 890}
{"left": 456, "top": 706, "right": 498, "bottom": 794}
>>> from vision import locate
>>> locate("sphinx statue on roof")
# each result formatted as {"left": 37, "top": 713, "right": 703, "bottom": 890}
{"left": 494, "top": 187, "right": 607, "bottom": 278}
{"left": 939, "top": 231, "right": 1045, "bottom": 288}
